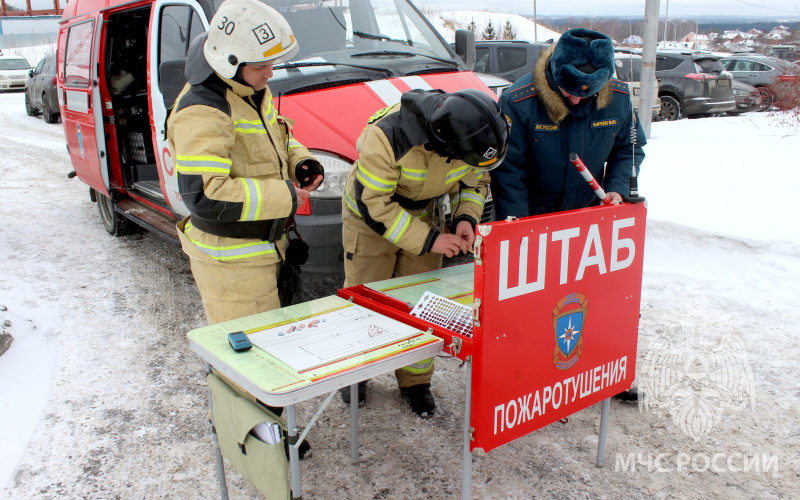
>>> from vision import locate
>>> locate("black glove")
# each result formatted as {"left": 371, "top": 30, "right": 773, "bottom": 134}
{"left": 296, "top": 160, "right": 324, "bottom": 189}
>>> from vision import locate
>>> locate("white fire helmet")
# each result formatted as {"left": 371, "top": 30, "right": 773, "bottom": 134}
{"left": 204, "top": 0, "right": 299, "bottom": 79}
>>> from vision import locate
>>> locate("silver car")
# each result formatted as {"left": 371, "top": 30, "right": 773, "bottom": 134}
{"left": 721, "top": 54, "right": 799, "bottom": 110}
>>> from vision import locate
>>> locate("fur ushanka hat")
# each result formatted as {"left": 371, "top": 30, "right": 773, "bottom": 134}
{"left": 548, "top": 28, "right": 614, "bottom": 97}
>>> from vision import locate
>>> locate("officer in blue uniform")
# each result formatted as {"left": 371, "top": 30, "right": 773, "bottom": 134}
{"left": 492, "top": 28, "right": 645, "bottom": 220}
{"left": 492, "top": 28, "right": 647, "bottom": 403}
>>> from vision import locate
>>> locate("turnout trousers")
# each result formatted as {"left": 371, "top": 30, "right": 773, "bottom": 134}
{"left": 342, "top": 205, "right": 440, "bottom": 387}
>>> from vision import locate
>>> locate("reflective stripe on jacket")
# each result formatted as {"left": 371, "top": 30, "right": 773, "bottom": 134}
{"left": 344, "top": 105, "right": 489, "bottom": 256}
{"left": 167, "top": 73, "right": 317, "bottom": 260}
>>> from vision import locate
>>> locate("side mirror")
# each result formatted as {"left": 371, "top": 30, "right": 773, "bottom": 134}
{"left": 28, "top": 70, "right": 33, "bottom": 77}
{"left": 454, "top": 29, "right": 476, "bottom": 71}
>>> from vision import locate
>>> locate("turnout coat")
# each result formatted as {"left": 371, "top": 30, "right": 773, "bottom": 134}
{"left": 343, "top": 98, "right": 490, "bottom": 257}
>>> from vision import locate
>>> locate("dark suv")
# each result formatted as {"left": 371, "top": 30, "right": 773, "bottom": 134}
{"left": 25, "top": 53, "right": 60, "bottom": 123}
{"left": 655, "top": 49, "right": 735, "bottom": 120}
{"left": 473, "top": 40, "right": 551, "bottom": 83}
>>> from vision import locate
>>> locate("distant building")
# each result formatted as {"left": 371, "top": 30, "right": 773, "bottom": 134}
{"left": 681, "top": 32, "right": 712, "bottom": 50}
{"left": 744, "top": 29, "right": 763, "bottom": 40}
{"left": 767, "top": 25, "right": 791, "bottom": 40}
{"left": 657, "top": 40, "right": 691, "bottom": 50}
{"left": 622, "top": 34, "right": 643, "bottom": 46}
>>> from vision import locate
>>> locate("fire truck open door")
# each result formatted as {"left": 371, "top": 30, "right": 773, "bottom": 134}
{"left": 60, "top": 13, "right": 110, "bottom": 196}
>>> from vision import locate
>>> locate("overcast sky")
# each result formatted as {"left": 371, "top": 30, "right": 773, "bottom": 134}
{"left": 11, "top": 0, "right": 800, "bottom": 18}
{"left": 429, "top": 0, "right": 800, "bottom": 18}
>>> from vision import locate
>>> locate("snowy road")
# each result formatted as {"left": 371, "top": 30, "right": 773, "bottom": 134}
{"left": 1, "top": 90, "right": 799, "bottom": 499}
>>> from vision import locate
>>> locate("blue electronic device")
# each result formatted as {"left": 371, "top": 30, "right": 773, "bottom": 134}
{"left": 228, "top": 331, "right": 252, "bottom": 352}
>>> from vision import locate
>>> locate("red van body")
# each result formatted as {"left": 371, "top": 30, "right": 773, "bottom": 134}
{"left": 57, "top": 0, "right": 487, "bottom": 273}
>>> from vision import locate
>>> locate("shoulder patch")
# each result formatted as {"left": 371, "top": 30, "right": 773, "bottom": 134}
{"left": 610, "top": 79, "right": 630, "bottom": 95}
{"left": 177, "top": 81, "right": 231, "bottom": 116}
{"left": 368, "top": 104, "right": 398, "bottom": 124}
{"left": 507, "top": 83, "right": 538, "bottom": 103}
{"left": 375, "top": 112, "right": 414, "bottom": 161}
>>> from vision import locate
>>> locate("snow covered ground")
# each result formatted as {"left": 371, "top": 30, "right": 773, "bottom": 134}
{"left": 1, "top": 85, "right": 799, "bottom": 497}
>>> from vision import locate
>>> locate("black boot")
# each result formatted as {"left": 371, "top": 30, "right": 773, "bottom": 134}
{"left": 613, "top": 387, "right": 646, "bottom": 403}
{"left": 400, "top": 384, "right": 436, "bottom": 417}
{"left": 339, "top": 380, "right": 368, "bottom": 406}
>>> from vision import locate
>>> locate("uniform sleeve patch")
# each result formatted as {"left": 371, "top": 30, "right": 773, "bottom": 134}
{"left": 591, "top": 119, "right": 618, "bottom": 128}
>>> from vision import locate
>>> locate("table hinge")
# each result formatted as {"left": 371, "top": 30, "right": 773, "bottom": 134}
{"left": 472, "top": 298, "right": 481, "bottom": 328}
{"left": 447, "top": 336, "right": 462, "bottom": 356}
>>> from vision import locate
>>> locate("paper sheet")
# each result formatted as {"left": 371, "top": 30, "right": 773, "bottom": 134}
{"left": 247, "top": 304, "right": 425, "bottom": 373}
{"left": 364, "top": 264, "right": 475, "bottom": 305}
{"left": 188, "top": 296, "right": 443, "bottom": 396}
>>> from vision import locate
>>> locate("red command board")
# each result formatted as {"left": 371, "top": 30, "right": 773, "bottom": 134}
{"left": 339, "top": 202, "right": 647, "bottom": 453}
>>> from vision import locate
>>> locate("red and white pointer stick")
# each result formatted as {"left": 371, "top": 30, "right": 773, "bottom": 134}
{"left": 569, "top": 152, "right": 612, "bottom": 206}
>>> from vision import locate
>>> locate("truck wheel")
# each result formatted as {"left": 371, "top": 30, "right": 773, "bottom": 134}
{"left": 25, "top": 93, "right": 37, "bottom": 116}
{"left": 42, "top": 94, "right": 58, "bottom": 124}
{"left": 658, "top": 96, "right": 681, "bottom": 121}
{"left": 95, "top": 189, "right": 131, "bottom": 236}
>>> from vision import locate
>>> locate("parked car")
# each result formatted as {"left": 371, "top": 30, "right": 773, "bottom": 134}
{"left": 613, "top": 52, "right": 661, "bottom": 120}
{"left": 729, "top": 79, "right": 761, "bottom": 114}
{"left": 467, "top": 41, "right": 660, "bottom": 119}
{"left": 655, "top": 49, "right": 735, "bottom": 120}
{"left": 471, "top": 40, "right": 551, "bottom": 83}
{"left": 25, "top": 53, "right": 60, "bottom": 123}
{"left": 0, "top": 54, "right": 32, "bottom": 91}
{"left": 766, "top": 45, "right": 800, "bottom": 63}
{"left": 476, "top": 73, "right": 513, "bottom": 96}
{"left": 721, "top": 54, "right": 799, "bottom": 110}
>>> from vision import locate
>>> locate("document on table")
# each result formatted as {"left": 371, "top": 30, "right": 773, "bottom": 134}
{"left": 188, "top": 295, "right": 442, "bottom": 394}
{"left": 364, "top": 264, "right": 475, "bottom": 305}
{"left": 248, "top": 304, "right": 424, "bottom": 373}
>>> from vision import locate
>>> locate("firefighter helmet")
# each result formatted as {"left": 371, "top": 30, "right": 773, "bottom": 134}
{"left": 204, "top": 0, "right": 298, "bottom": 79}
{"left": 427, "top": 89, "right": 510, "bottom": 170}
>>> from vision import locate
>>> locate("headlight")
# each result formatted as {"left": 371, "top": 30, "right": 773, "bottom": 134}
{"left": 0, "top": 75, "right": 8, "bottom": 80}
{"left": 733, "top": 89, "right": 749, "bottom": 97}
{"left": 308, "top": 151, "right": 352, "bottom": 199}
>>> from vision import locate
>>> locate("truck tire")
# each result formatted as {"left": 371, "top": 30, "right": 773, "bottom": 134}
{"left": 658, "top": 96, "right": 681, "bottom": 121}
{"left": 42, "top": 93, "right": 59, "bottom": 124}
{"left": 95, "top": 189, "right": 131, "bottom": 236}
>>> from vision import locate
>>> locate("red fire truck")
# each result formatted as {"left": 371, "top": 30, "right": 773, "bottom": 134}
{"left": 57, "top": 0, "right": 489, "bottom": 273}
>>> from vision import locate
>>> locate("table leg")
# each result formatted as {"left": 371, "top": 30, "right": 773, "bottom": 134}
{"left": 596, "top": 398, "right": 611, "bottom": 467}
{"left": 461, "top": 358, "right": 473, "bottom": 500}
{"left": 287, "top": 405, "right": 302, "bottom": 499}
{"left": 350, "top": 384, "right": 359, "bottom": 464}
{"left": 205, "top": 363, "right": 229, "bottom": 500}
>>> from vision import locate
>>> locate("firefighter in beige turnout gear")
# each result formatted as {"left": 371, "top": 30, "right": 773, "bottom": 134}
{"left": 167, "top": 0, "right": 321, "bottom": 465}
{"left": 167, "top": 0, "right": 323, "bottom": 327}
{"left": 342, "top": 89, "right": 510, "bottom": 416}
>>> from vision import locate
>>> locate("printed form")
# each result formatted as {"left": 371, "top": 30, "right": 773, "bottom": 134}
{"left": 248, "top": 304, "right": 424, "bottom": 373}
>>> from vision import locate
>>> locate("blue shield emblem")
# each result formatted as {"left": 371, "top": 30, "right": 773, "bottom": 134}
{"left": 552, "top": 293, "right": 588, "bottom": 370}
{"left": 555, "top": 311, "right": 584, "bottom": 357}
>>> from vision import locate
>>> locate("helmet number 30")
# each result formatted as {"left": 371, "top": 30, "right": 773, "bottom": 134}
{"left": 217, "top": 16, "right": 235, "bottom": 35}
